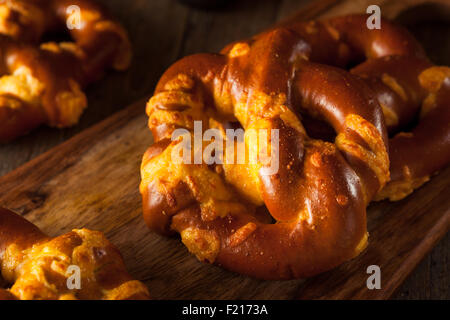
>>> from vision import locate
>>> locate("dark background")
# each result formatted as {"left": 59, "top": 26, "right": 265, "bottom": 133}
{"left": 0, "top": 0, "right": 448, "bottom": 299}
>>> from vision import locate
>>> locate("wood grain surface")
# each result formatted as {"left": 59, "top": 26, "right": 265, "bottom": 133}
{"left": 0, "top": 0, "right": 449, "bottom": 299}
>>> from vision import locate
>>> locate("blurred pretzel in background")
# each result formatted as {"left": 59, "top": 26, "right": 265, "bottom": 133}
{"left": 0, "top": 0, "right": 132, "bottom": 142}
{"left": 140, "top": 14, "right": 450, "bottom": 279}
{"left": 0, "top": 207, "right": 149, "bottom": 300}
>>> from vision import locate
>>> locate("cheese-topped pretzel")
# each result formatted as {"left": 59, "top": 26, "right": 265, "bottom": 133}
{"left": 0, "top": 0, "right": 131, "bottom": 142}
{"left": 0, "top": 208, "right": 149, "bottom": 300}
{"left": 141, "top": 14, "right": 450, "bottom": 279}
{"left": 140, "top": 15, "right": 393, "bottom": 279}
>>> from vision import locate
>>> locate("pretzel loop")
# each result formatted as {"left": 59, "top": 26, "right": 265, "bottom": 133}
{"left": 140, "top": 15, "right": 400, "bottom": 279}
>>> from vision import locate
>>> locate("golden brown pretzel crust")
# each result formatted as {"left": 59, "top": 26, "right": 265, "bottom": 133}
{"left": 0, "top": 0, "right": 132, "bottom": 142}
{"left": 140, "top": 14, "right": 450, "bottom": 279}
{"left": 0, "top": 208, "right": 150, "bottom": 300}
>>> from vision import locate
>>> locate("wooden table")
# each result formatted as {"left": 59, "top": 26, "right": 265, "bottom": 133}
{"left": 0, "top": 0, "right": 448, "bottom": 299}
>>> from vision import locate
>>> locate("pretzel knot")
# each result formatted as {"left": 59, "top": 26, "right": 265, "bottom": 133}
{"left": 0, "top": 0, "right": 132, "bottom": 142}
{"left": 141, "top": 15, "right": 450, "bottom": 279}
{"left": 0, "top": 208, "right": 150, "bottom": 300}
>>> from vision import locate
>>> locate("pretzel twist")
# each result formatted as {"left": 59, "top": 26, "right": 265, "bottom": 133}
{"left": 140, "top": 14, "right": 450, "bottom": 279}
{"left": 0, "top": 208, "right": 149, "bottom": 300}
{"left": 0, "top": 0, "right": 131, "bottom": 142}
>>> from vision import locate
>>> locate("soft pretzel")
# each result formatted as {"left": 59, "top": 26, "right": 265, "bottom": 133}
{"left": 140, "top": 14, "right": 450, "bottom": 279}
{"left": 0, "top": 0, "right": 131, "bottom": 142}
{"left": 0, "top": 207, "right": 149, "bottom": 300}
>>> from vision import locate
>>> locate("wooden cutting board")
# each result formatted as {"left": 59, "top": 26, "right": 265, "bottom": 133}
{"left": 0, "top": 0, "right": 449, "bottom": 299}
